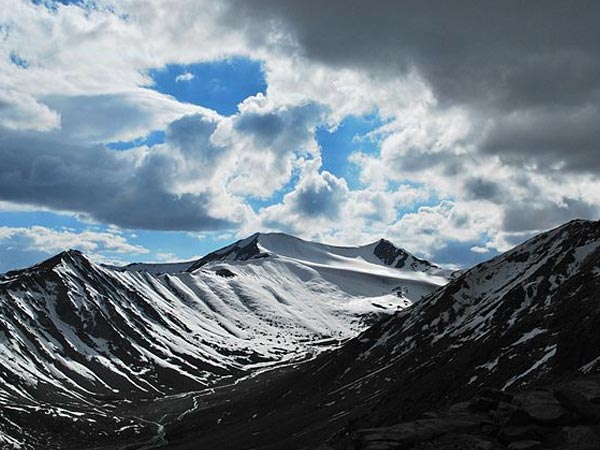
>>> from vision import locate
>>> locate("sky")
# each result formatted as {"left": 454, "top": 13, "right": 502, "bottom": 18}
{"left": 0, "top": 0, "right": 599, "bottom": 272}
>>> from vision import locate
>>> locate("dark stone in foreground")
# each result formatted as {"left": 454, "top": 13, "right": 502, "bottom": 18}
{"left": 350, "top": 378, "right": 600, "bottom": 450}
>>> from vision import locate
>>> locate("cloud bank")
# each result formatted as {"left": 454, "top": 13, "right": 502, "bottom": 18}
{"left": 1, "top": 0, "right": 599, "bottom": 266}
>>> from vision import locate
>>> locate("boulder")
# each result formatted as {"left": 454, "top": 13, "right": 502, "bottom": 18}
{"left": 517, "top": 390, "right": 574, "bottom": 425}
{"left": 498, "top": 425, "right": 553, "bottom": 444}
{"left": 557, "top": 426, "right": 600, "bottom": 450}
{"left": 354, "top": 418, "right": 481, "bottom": 449}
{"left": 215, "top": 268, "right": 236, "bottom": 278}
{"left": 469, "top": 397, "right": 499, "bottom": 413}
{"left": 507, "top": 441, "right": 541, "bottom": 450}
{"left": 554, "top": 388, "right": 600, "bottom": 423}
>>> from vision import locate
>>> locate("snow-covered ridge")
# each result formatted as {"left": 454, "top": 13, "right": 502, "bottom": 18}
{"left": 187, "top": 232, "right": 450, "bottom": 274}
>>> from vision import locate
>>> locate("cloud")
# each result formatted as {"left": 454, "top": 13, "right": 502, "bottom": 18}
{"left": 221, "top": 98, "right": 326, "bottom": 197}
{"left": 0, "top": 225, "right": 149, "bottom": 272}
{"left": 462, "top": 178, "right": 504, "bottom": 202}
{"left": 43, "top": 90, "right": 206, "bottom": 143}
{"left": 175, "top": 72, "right": 195, "bottom": 82}
{"left": 255, "top": 158, "right": 349, "bottom": 234}
{"left": 0, "top": 89, "right": 60, "bottom": 132}
{"left": 502, "top": 198, "right": 599, "bottom": 233}
{"left": 0, "top": 122, "right": 238, "bottom": 231}
{"left": 480, "top": 105, "right": 600, "bottom": 173}
{"left": 2, "top": 0, "right": 600, "bottom": 267}
{"left": 0, "top": 225, "right": 148, "bottom": 255}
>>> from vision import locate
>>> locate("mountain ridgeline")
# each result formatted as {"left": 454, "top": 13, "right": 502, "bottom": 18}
{"left": 1, "top": 222, "right": 600, "bottom": 449}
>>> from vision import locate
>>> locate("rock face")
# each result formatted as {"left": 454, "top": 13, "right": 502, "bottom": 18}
{"left": 372, "top": 239, "right": 443, "bottom": 273}
{"left": 344, "top": 219, "right": 600, "bottom": 419}
{"left": 186, "top": 233, "right": 268, "bottom": 272}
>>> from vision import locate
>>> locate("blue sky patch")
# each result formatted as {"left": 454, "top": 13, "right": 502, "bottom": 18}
{"left": 107, "top": 130, "right": 165, "bottom": 151}
{"left": 317, "top": 113, "right": 383, "bottom": 189}
{"left": 0, "top": 211, "right": 83, "bottom": 230}
{"left": 148, "top": 57, "right": 267, "bottom": 116}
{"left": 432, "top": 239, "right": 499, "bottom": 268}
{"left": 9, "top": 51, "right": 29, "bottom": 68}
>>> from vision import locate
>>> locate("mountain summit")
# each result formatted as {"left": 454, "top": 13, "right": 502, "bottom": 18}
{"left": 187, "top": 231, "right": 450, "bottom": 277}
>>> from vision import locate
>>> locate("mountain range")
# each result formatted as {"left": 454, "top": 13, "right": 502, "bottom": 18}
{"left": 1, "top": 221, "right": 600, "bottom": 449}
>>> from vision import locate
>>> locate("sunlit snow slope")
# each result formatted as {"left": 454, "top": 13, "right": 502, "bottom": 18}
{"left": 0, "top": 233, "right": 447, "bottom": 409}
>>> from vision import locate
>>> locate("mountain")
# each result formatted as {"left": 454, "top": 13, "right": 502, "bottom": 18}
{"left": 6, "top": 221, "right": 600, "bottom": 450}
{"left": 146, "top": 219, "right": 600, "bottom": 450}
{"left": 0, "top": 232, "right": 447, "bottom": 449}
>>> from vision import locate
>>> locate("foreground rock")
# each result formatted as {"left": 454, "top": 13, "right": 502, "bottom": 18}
{"left": 351, "top": 377, "right": 600, "bottom": 450}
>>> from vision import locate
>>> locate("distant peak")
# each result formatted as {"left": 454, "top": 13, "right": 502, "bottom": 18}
{"left": 561, "top": 218, "right": 598, "bottom": 229}
{"left": 2, "top": 249, "right": 91, "bottom": 277}
{"left": 371, "top": 238, "right": 440, "bottom": 271}
{"left": 186, "top": 233, "right": 268, "bottom": 272}
{"left": 44, "top": 249, "right": 90, "bottom": 268}
{"left": 372, "top": 238, "right": 409, "bottom": 255}
{"left": 61, "top": 248, "right": 85, "bottom": 257}
{"left": 373, "top": 238, "right": 401, "bottom": 248}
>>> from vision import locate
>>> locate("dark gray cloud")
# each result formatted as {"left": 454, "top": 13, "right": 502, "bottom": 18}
{"left": 261, "top": 169, "right": 349, "bottom": 232}
{"left": 502, "top": 198, "right": 599, "bottom": 232}
{"left": 481, "top": 105, "right": 600, "bottom": 172}
{"left": 292, "top": 172, "right": 347, "bottom": 218}
{"left": 224, "top": 0, "right": 600, "bottom": 173}
{"left": 463, "top": 178, "right": 504, "bottom": 202}
{"left": 226, "top": 1, "right": 600, "bottom": 104}
{"left": 234, "top": 103, "right": 325, "bottom": 151}
{"left": 0, "top": 120, "right": 233, "bottom": 231}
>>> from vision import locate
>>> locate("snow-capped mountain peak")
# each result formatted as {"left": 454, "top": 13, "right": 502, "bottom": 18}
{"left": 1, "top": 248, "right": 88, "bottom": 280}
{"left": 187, "top": 232, "right": 448, "bottom": 276}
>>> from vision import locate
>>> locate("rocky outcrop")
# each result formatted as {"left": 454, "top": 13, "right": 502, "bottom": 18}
{"left": 351, "top": 377, "right": 600, "bottom": 450}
